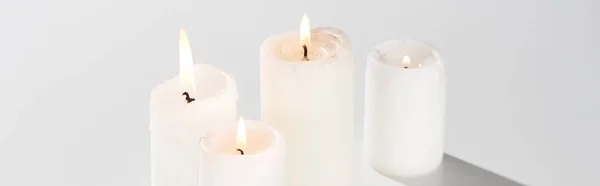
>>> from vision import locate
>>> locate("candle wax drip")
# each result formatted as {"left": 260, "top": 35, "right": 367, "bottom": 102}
{"left": 182, "top": 92, "right": 196, "bottom": 103}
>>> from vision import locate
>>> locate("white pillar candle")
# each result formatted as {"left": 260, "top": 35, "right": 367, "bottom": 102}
{"left": 260, "top": 15, "right": 355, "bottom": 186}
{"left": 149, "top": 28, "right": 238, "bottom": 186}
{"left": 200, "top": 118, "right": 285, "bottom": 186}
{"left": 364, "top": 40, "right": 446, "bottom": 177}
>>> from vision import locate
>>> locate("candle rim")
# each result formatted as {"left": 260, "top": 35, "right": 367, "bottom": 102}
{"left": 151, "top": 64, "right": 238, "bottom": 101}
{"left": 368, "top": 39, "right": 444, "bottom": 70}
{"left": 185, "top": 64, "right": 237, "bottom": 101}
{"left": 200, "top": 120, "right": 281, "bottom": 157}
{"left": 261, "top": 28, "right": 352, "bottom": 65}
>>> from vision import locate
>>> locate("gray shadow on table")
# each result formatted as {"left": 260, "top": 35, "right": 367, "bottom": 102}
{"left": 373, "top": 155, "right": 525, "bottom": 186}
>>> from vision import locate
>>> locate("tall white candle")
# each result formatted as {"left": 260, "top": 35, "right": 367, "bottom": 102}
{"left": 149, "top": 28, "right": 238, "bottom": 186}
{"left": 200, "top": 119, "right": 285, "bottom": 186}
{"left": 260, "top": 15, "right": 355, "bottom": 186}
{"left": 364, "top": 40, "right": 446, "bottom": 177}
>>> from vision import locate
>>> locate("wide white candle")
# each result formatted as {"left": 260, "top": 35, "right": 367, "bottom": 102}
{"left": 260, "top": 15, "right": 355, "bottom": 186}
{"left": 364, "top": 40, "right": 446, "bottom": 177}
{"left": 200, "top": 118, "right": 285, "bottom": 186}
{"left": 149, "top": 28, "right": 238, "bottom": 186}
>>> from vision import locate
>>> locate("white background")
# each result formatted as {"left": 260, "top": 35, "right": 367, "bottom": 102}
{"left": 1, "top": 0, "right": 598, "bottom": 185}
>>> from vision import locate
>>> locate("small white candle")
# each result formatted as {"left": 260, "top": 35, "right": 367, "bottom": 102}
{"left": 149, "top": 28, "right": 238, "bottom": 186}
{"left": 260, "top": 14, "right": 355, "bottom": 186}
{"left": 200, "top": 118, "right": 285, "bottom": 186}
{"left": 364, "top": 40, "right": 446, "bottom": 177}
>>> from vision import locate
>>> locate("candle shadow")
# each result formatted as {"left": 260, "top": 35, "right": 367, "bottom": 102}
{"left": 372, "top": 155, "right": 524, "bottom": 186}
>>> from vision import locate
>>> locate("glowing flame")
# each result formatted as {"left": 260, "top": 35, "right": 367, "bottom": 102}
{"left": 300, "top": 13, "right": 311, "bottom": 47}
{"left": 402, "top": 55, "right": 410, "bottom": 68}
{"left": 179, "top": 28, "right": 196, "bottom": 93}
{"left": 236, "top": 116, "right": 247, "bottom": 150}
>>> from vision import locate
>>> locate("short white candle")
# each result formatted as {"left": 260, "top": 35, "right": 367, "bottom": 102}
{"left": 200, "top": 118, "right": 285, "bottom": 186}
{"left": 260, "top": 14, "right": 355, "bottom": 186}
{"left": 364, "top": 40, "right": 446, "bottom": 177}
{"left": 149, "top": 28, "right": 238, "bottom": 186}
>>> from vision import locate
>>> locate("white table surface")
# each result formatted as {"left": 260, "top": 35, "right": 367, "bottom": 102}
{"left": 358, "top": 153, "right": 523, "bottom": 186}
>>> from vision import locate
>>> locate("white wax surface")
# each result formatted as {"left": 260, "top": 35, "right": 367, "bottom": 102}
{"left": 260, "top": 27, "right": 356, "bottom": 186}
{"left": 364, "top": 40, "right": 446, "bottom": 177}
{"left": 203, "top": 121, "right": 275, "bottom": 155}
{"left": 376, "top": 40, "right": 439, "bottom": 69}
{"left": 200, "top": 120, "right": 285, "bottom": 186}
{"left": 149, "top": 64, "right": 238, "bottom": 186}
{"left": 273, "top": 28, "right": 348, "bottom": 61}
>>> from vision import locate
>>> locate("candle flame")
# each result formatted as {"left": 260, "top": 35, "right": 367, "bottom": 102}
{"left": 236, "top": 116, "right": 247, "bottom": 150}
{"left": 300, "top": 13, "right": 311, "bottom": 47}
{"left": 179, "top": 28, "right": 196, "bottom": 93}
{"left": 402, "top": 55, "right": 410, "bottom": 68}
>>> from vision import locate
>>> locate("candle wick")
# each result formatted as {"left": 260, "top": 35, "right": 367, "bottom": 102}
{"left": 236, "top": 148, "right": 245, "bottom": 155}
{"left": 302, "top": 44, "right": 309, "bottom": 61}
{"left": 404, "top": 66, "right": 408, "bottom": 69}
{"left": 182, "top": 92, "right": 196, "bottom": 103}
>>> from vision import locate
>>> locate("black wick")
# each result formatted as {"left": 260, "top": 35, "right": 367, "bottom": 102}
{"left": 236, "top": 149, "right": 245, "bottom": 155}
{"left": 302, "top": 44, "right": 309, "bottom": 61}
{"left": 182, "top": 92, "right": 195, "bottom": 103}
